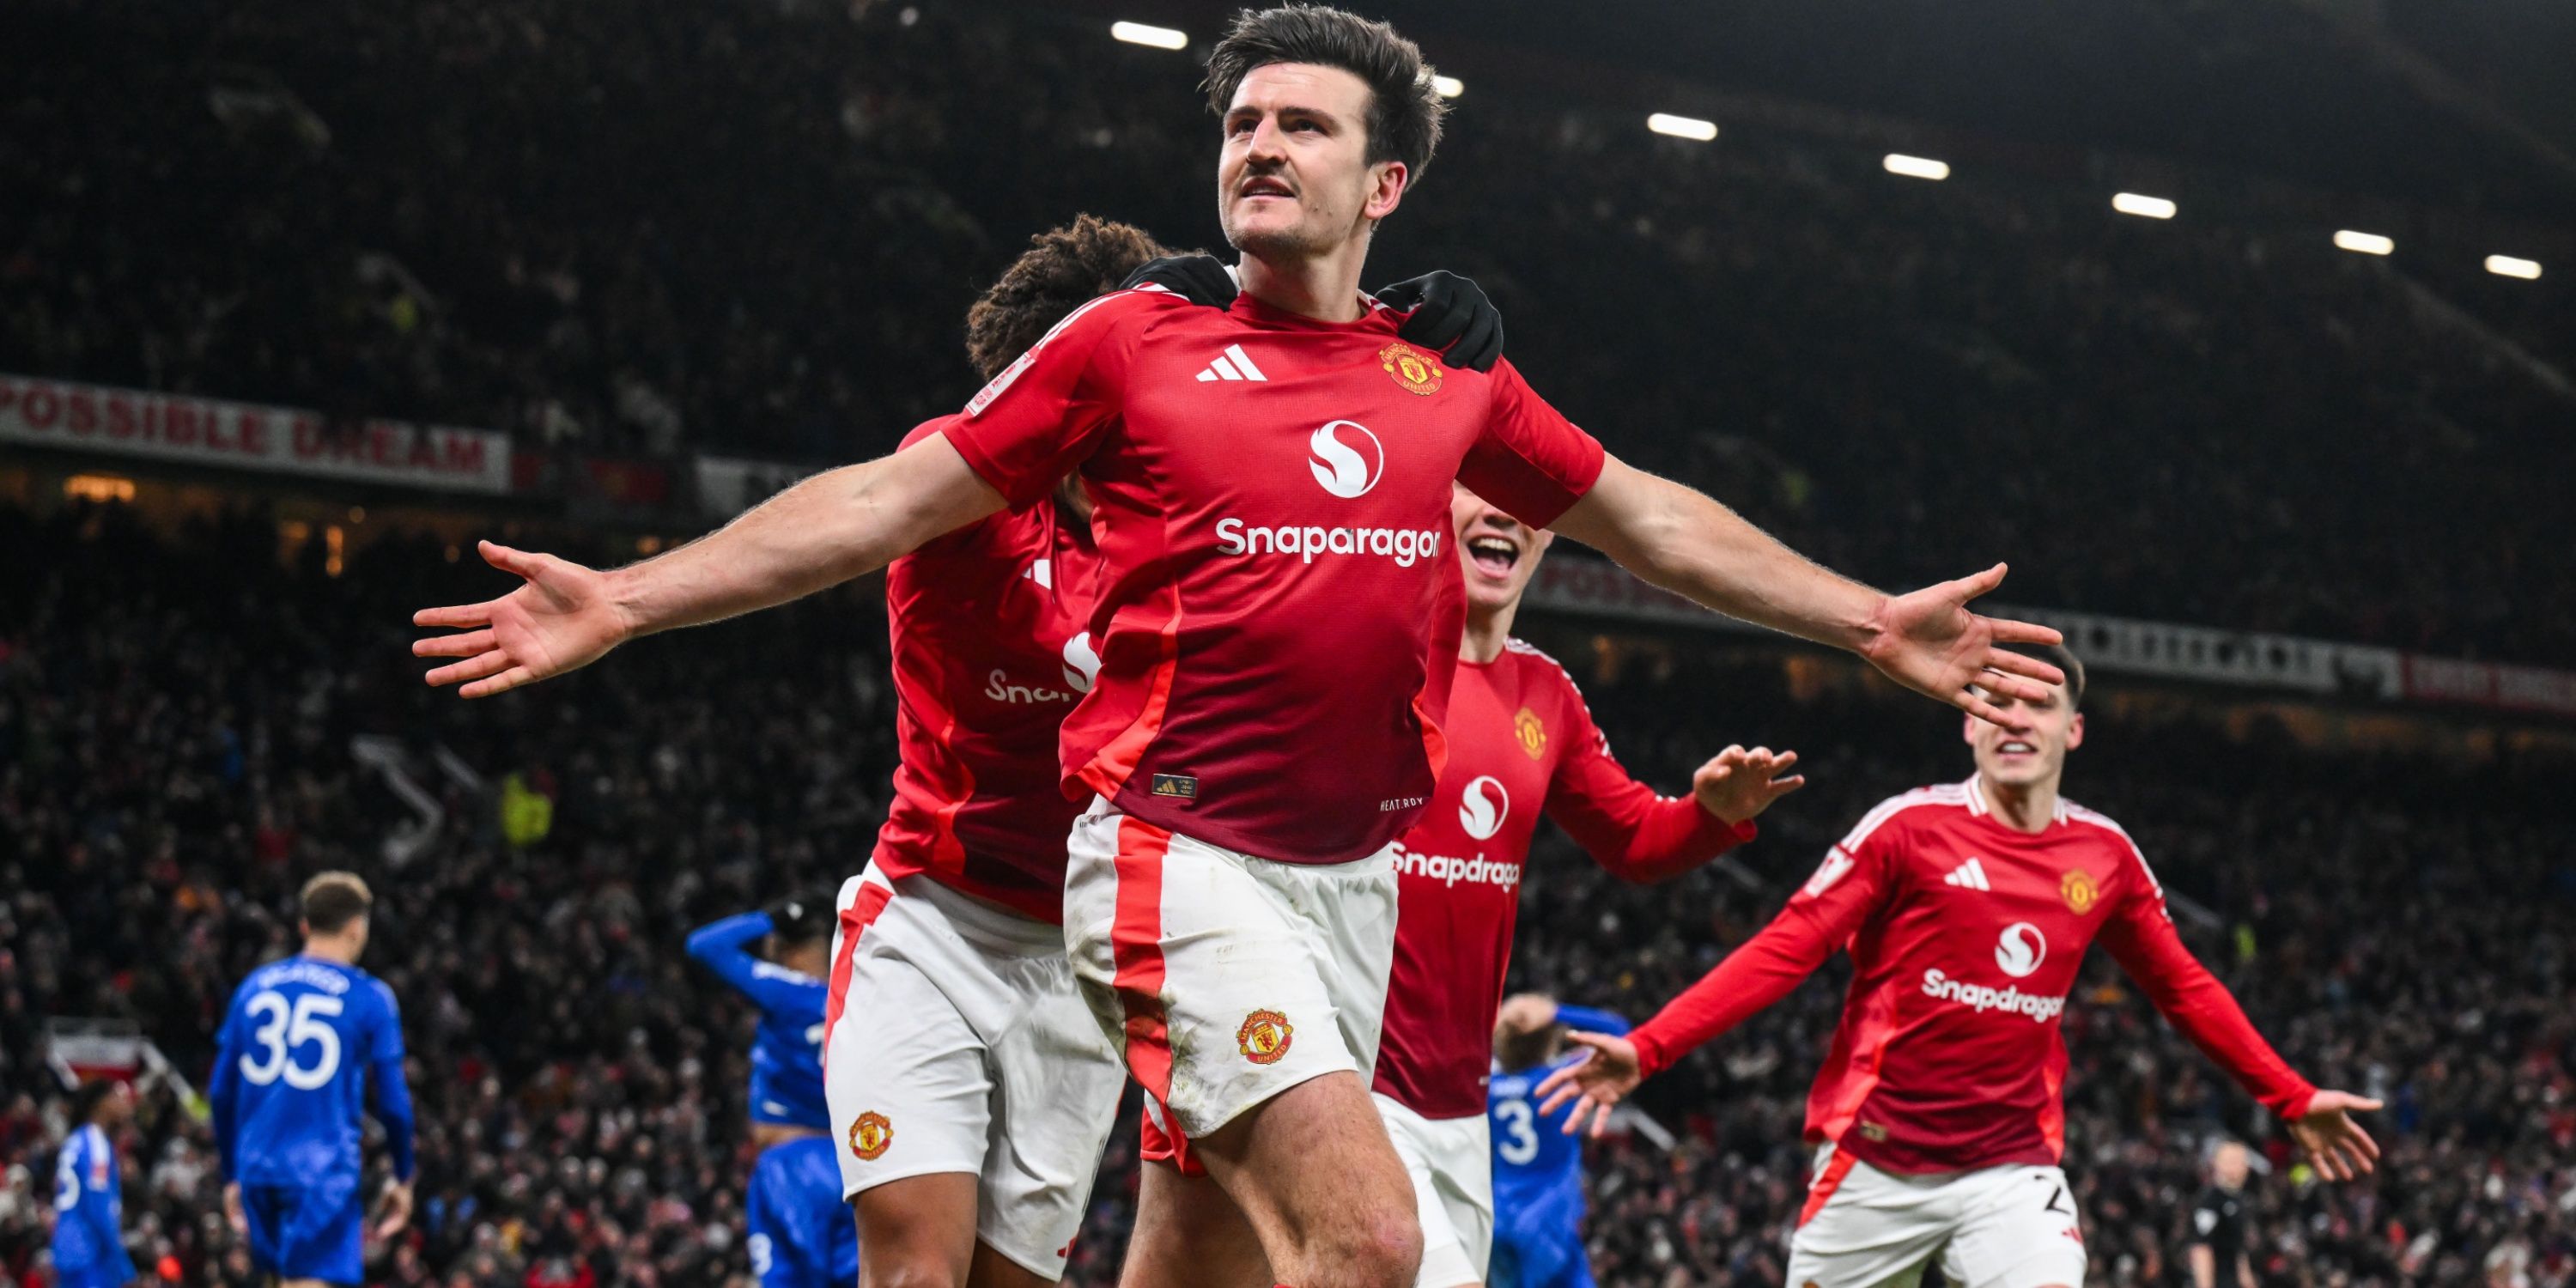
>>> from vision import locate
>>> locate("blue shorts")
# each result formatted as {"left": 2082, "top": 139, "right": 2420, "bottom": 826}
{"left": 54, "top": 1266, "right": 136, "bottom": 1288}
{"left": 243, "top": 1175, "right": 364, "bottom": 1285}
{"left": 1492, "top": 1188, "right": 1594, "bottom": 1288}
{"left": 745, "top": 1138, "right": 859, "bottom": 1288}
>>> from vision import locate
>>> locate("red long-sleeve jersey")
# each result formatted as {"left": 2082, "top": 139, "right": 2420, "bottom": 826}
{"left": 1628, "top": 775, "right": 2314, "bottom": 1174}
{"left": 1372, "top": 639, "right": 1753, "bottom": 1119}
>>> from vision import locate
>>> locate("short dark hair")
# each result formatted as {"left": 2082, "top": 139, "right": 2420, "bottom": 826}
{"left": 1205, "top": 5, "right": 1448, "bottom": 183}
{"left": 300, "top": 871, "right": 374, "bottom": 935}
{"left": 1493, "top": 1022, "right": 1557, "bottom": 1074}
{"left": 965, "top": 216, "right": 1177, "bottom": 380}
{"left": 2003, "top": 641, "right": 2087, "bottom": 709}
{"left": 72, "top": 1078, "right": 121, "bottom": 1123}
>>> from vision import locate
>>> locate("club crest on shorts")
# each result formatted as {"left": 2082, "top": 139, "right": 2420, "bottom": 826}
{"left": 848, "top": 1111, "right": 893, "bottom": 1161}
{"left": 1378, "top": 341, "right": 1442, "bottom": 396}
{"left": 1236, "top": 1009, "right": 1293, "bottom": 1064}
{"left": 1513, "top": 707, "right": 1546, "bottom": 759}
{"left": 2060, "top": 870, "right": 2099, "bottom": 914}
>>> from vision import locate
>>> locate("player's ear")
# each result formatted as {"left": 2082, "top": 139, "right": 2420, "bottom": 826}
{"left": 2065, "top": 711, "right": 2085, "bottom": 752}
{"left": 1961, "top": 709, "right": 1980, "bottom": 746}
{"left": 1533, "top": 528, "right": 1556, "bottom": 555}
{"left": 1364, "top": 160, "right": 1408, "bottom": 223}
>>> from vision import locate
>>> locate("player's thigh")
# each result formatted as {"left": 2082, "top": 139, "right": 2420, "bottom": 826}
{"left": 1937, "top": 1165, "right": 2087, "bottom": 1288}
{"left": 972, "top": 951, "right": 1127, "bottom": 1282}
{"left": 1784, "top": 1152, "right": 1945, "bottom": 1288}
{"left": 1119, "top": 1158, "right": 1273, "bottom": 1288}
{"left": 854, "top": 1172, "right": 981, "bottom": 1288}
{"left": 1196, "top": 1068, "right": 1421, "bottom": 1286}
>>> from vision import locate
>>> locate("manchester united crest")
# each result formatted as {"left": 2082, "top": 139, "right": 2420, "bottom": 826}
{"left": 1513, "top": 707, "right": 1547, "bottom": 760}
{"left": 1379, "top": 341, "right": 1443, "bottom": 396}
{"left": 848, "top": 1111, "right": 893, "bottom": 1161}
{"left": 2061, "top": 871, "right": 2099, "bottom": 915}
{"left": 1236, "top": 1009, "right": 1293, "bottom": 1065}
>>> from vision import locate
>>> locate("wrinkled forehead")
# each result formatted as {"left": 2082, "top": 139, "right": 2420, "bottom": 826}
{"left": 1227, "top": 62, "right": 1374, "bottom": 125}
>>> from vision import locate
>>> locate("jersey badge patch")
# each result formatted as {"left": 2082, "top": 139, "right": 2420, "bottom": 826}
{"left": 1236, "top": 1010, "right": 1293, "bottom": 1065}
{"left": 2060, "top": 870, "right": 2099, "bottom": 914}
{"left": 1378, "top": 341, "right": 1443, "bottom": 397}
{"left": 1513, "top": 707, "right": 1546, "bottom": 759}
{"left": 848, "top": 1112, "right": 893, "bottom": 1161}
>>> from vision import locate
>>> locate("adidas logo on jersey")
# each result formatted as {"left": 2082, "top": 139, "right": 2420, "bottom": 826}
{"left": 1944, "top": 858, "right": 1993, "bottom": 890}
{"left": 1194, "top": 344, "right": 1269, "bottom": 383}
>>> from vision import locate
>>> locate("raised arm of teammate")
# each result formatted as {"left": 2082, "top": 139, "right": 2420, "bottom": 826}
{"left": 1534, "top": 835, "right": 1894, "bottom": 1135}
{"left": 1551, "top": 453, "right": 2063, "bottom": 728}
{"left": 2099, "top": 878, "right": 2382, "bottom": 1181}
{"left": 1545, "top": 691, "right": 1802, "bottom": 881}
{"left": 413, "top": 437, "right": 1006, "bottom": 697}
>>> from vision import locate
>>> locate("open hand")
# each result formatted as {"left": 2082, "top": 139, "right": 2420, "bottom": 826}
{"left": 1533, "top": 1031, "right": 1643, "bottom": 1139}
{"left": 374, "top": 1178, "right": 415, "bottom": 1241}
{"left": 2287, "top": 1090, "right": 2382, "bottom": 1182}
{"left": 1692, "top": 746, "right": 1804, "bottom": 825}
{"left": 1863, "top": 564, "right": 2066, "bottom": 729}
{"left": 412, "top": 541, "right": 630, "bottom": 698}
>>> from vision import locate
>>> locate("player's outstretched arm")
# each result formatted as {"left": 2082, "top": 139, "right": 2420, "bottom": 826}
{"left": 1552, "top": 456, "right": 2064, "bottom": 727}
{"left": 2101, "top": 886, "right": 2381, "bottom": 1180}
{"left": 413, "top": 434, "right": 1006, "bottom": 697}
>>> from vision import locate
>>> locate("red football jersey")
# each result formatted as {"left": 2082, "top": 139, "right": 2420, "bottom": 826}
{"left": 1629, "top": 776, "right": 2315, "bottom": 1174}
{"left": 871, "top": 424, "right": 1103, "bottom": 922}
{"left": 1373, "top": 640, "right": 1753, "bottom": 1119}
{"left": 935, "top": 288, "right": 1606, "bottom": 864}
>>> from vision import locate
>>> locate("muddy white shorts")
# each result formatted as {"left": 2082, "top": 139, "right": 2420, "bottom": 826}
{"left": 1064, "top": 798, "right": 1400, "bottom": 1151}
{"left": 1375, "top": 1093, "right": 1495, "bottom": 1287}
{"left": 1788, "top": 1145, "right": 2087, "bottom": 1288}
{"left": 822, "top": 866, "right": 1125, "bottom": 1279}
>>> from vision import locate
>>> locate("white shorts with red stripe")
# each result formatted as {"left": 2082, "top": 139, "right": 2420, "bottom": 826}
{"left": 821, "top": 866, "right": 1124, "bottom": 1279}
{"left": 1789, "top": 1145, "right": 2087, "bottom": 1288}
{"left": 1065, "top": 797, "right": 1400, "bottom": 1150}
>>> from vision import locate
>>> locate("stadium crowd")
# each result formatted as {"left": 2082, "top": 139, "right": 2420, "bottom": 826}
{"left": 5, "top": 0, "right": 2575, "bottom": 665}
{"left": 1, "top": 501, "right": 2570, "bottom": 1287}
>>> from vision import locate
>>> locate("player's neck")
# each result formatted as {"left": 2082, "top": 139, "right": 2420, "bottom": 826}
{"left": 301, "top": 935, "right": 361, "bottom": 965}
{"left": 1982, "top": 775, "right": 2062, "bottom": 834}
{"left": 1236, "top": 247, "right": 1368, "bottom": 323}
{"left": 1460, "top": 599, "right": 1519, "bottom": 664}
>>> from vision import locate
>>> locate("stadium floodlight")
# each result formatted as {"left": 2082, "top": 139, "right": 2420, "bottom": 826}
{"left": 2485, "top": 254, "right": 2543, "bottom": 281}
{"left": 1431, "top": 75, "right": 1465, "bottom": 99}
{"left": 1883, "top": 154, "right": 1950, "bottom": 181}
{"left": 1647, "top": 113, "right": 1718, "bottom": 142}
{"left": 2333, "top": 230, "right": 2395, "bottom": 256}
{"left": 1110, "top": 21, "right": 1188, "bottom": 50}
{"left": 2111, "top": 192, "right": 2177, "bottom": 220}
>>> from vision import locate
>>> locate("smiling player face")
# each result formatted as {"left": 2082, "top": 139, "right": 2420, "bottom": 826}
{"left": 1218, "top": 63, "right": 1402, "bottom": 261}
{"left": 1964, "top": 671, "right": 2083, "bottom": 788}
{"left": 1451, "top": 484, "right": 1554, "bottom": 618}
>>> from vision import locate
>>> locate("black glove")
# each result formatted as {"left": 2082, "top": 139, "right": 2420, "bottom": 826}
{"left": 1373, "top": 270, "right": 1503, "bottom": 372}
{"left": 1120, "top": 254, "right": 1237, "bottom": 309}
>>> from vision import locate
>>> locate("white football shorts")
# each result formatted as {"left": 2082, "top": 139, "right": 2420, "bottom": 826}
{"left": 1375, "top": 1092, "right": 1495, "bottom": 1287}
{"left": 1063, "top": 797, "right": 1400, "bottom": 1149}
{"left": 1788, "top": 1144, "right": 2087, "bottom": 1288}
{"left": 822, "top": 866, "right": 1125, "bottom": 1279}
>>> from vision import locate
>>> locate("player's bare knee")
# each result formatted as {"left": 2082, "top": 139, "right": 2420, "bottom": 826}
{"left": 860, "top": 1259, "right": 965, "bottom": 1288}
{"left": 1310, "top": 1203, "right": 1423, "bottom": 1288}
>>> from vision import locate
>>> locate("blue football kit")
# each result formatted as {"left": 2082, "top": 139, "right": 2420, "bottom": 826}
{"left": 52, "top": 1121, "right": 138, "bottom": 1288}
{"left": 210, "top": 955, "right": 417, "bottom": 1285}
{"left": 744, "top": 1137, "right": 860, "bottom": 1288}
{"left": 1489, "top": 1005, "right": 1628, "bottom": 1288}
{"left": 688, "top": 911, "right": 830, "bottom": 1130}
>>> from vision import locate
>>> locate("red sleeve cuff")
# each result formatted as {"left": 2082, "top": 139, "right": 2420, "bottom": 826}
{"left": 1629, "top": 1025, "right": 1677, "bottom": 1080}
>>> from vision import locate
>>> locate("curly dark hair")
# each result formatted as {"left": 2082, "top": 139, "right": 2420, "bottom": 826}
{"left": 1205, "top": 4, "right": 1448, "bottom": 183}
{"left": 964, "top": 215, "right": 1179, "bottom": 380}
